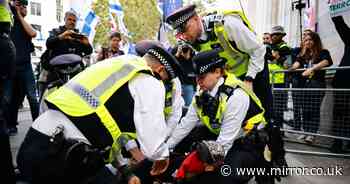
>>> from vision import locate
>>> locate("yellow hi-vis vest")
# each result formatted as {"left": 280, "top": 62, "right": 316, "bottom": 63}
{"left": 46, "top": 55, "right": 153, "bottom": 162}
{"left": 268, "top": 42, "right": 290, "bottom": 84}
{"left": 268, "top": 61, "right": 284, "bottom": 84}
{"left": 198, "top": 11, "right": 255, "bottom": 77}
{"left": 193, "top": 73, "right": 266, "bottom": 135}
{"left": 164, "top": 80, "right": 176, "bottom": 120}
{"left": 0, "top": 3, "right": 11, "bottom": 23}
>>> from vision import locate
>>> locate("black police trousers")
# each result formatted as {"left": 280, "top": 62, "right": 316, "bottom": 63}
{"left": 17, "top": 127, "right": 117, "bottom": 184}
{"left": 220, "top": 130, "right": 274, "bottom": 184}
{"left": 0, "top": 33, "right": 16, "bottom": 184}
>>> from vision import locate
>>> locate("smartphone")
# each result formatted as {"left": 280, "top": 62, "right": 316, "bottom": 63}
{"left": 71, "top": 33, "right": 85, "bottom": 39}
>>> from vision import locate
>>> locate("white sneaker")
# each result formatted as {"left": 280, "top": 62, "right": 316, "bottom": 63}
{"left": 297, "top": 135, "right": 306, "bottom": 140}
{"left": 305, "top": 135, "right": 315, "bottom": 143}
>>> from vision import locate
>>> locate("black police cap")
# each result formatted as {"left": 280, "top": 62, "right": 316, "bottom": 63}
{"left": 192, "top": 49, "right": 227, "bottom": 75}
{"left": 135, "top": 40, "right": 185, "bottom": 80}
{"left": 166, "top": 4, "right": 196, "bottom": 30}
{"left": 49, "top": 54, "right": 82, "bottom": 66}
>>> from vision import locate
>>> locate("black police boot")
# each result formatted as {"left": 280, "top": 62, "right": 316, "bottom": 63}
{"left": 330, "top": 139, "right": 344, "bottom": 153}
{"left": 273, "top": 157, "right": 288, "bottom": 177}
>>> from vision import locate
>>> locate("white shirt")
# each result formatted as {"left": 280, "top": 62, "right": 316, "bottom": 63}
{"left": 200, "top": 14, "right": 266, "bottom": 79}
{"left": 223, "top": 14, "right": 266, "bottom": 79}
{"left": 32, "top": 73, "right": 169, "bottom": 164}
{"left": 166, "top": 77, "right": 250, "bottom": 155}
{"left": 165, "top": 77, "right": 184, "bottom": 137}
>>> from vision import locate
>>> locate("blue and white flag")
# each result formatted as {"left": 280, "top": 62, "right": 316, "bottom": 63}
{"left": 109, "top": 0, "right": 128, "bottom": 35}
{"left": 81, "top": 10, "right": 100, "bottom": 43}
{"left": 109, "top": 0, "right": 132, "bottom": 53}
{"left": 69, "top": 0, "right": 99, "bottom": 43}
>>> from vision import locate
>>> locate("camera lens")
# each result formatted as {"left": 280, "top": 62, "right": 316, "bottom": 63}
{"left": 182, "top": 47, "right": 189, "bottom": 53}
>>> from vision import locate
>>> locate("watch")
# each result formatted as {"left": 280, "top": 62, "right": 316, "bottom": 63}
{"left": 244, "top": 76, "right": 254, "bottom": 82}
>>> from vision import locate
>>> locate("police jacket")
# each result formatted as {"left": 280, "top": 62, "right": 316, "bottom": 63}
{"left": 193, "top": 11, "right": 265, "bottom": 79}
{"left": 45, "top": 55, "right": 169, "bottom": 162}
{"left": 167, "top": 74, "right": 266, "bottom": 154}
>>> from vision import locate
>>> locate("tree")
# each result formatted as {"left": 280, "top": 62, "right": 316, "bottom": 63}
{"left": 92, "top": 0, "right": 111, "bottom": 47}
{"left": 120, "top": 0, "right": 161, "bottom": 43}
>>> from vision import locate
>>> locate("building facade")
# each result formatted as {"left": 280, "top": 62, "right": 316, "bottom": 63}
{"left": 25, "top": 0, "right": 71, "bottom": 54}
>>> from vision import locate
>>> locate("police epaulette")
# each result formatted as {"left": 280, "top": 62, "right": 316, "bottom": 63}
{"left": 219, "top": 84, "right": 236, "bottom": 97}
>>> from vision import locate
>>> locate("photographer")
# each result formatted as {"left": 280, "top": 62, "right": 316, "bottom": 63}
{"left": 38, "top": 10, "right": 92, "bottom": 97}
{"left": 172, "top": 42, "right": 196, "bottom": 107}
{"left": 45, "top": 10, "right": 92, "bottom": 62}
{"left": 5, "top": 0, "right": 38, "bottom": 135}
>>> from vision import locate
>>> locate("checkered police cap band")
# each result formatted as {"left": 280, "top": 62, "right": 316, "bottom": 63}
{"left": 198, "top": 58, "right": 225, "bottom": 74}
{"left": 169, "top": 11, "right": 196, "bottom": 29}
{"left": 148, "top": 49, "right": 176, "bottom": 79}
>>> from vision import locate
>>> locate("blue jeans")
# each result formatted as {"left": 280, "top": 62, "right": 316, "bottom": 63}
{"left": 182, "top": 84, "right": 195, "bottom": 107}
{"left": 3, "top": 63, "right": 39, "bottom": 127}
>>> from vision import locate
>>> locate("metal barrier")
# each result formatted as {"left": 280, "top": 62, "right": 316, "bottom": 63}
{"left": 271, "top": 66, "right": 350, "bottom": 157}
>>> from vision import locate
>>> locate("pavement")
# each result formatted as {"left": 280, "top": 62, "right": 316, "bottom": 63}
{"left": 10, "top": 106, "right": 350, "bottom": 184}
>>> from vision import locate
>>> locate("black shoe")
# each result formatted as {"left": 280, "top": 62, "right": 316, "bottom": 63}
{"left": 8, "top": 127, "right": 18, "bottom": 136}
{"left": 330, "top": 141, "right": 345, "bottom": 153}
{"left": 273, "top": 157, "right": 288, "bottom": 177}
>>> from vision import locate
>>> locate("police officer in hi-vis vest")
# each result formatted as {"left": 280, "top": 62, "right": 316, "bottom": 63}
{"left": 16, "top": 43, "right": 184, "bottom": 184}
{"left": 135, "top": 40, "right": 184, "bottom": 137}
{"left": 166, "top": 5, "right": 272, "bottom": 118}
{"left": 166, "top": 49, "right": 274, "bottom": 184}
{"left": 166, "top": 5, "right": 288, "bottom": 172}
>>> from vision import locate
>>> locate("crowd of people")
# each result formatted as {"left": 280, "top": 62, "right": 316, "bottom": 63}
{"left": 264, "top": 21, "right": 349, "bottom": 151}
{"left": 1, "top": 1, "right": 349, "bottom": 184}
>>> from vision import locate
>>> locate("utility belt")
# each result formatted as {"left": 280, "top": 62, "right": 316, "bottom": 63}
{"left": 46, "top": 125, "right": 107, "bottom": 182}
{"left": 0, "top": 32, "right": 9, "bottom": 39}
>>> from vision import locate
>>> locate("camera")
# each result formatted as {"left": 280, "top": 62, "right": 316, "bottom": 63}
{"left": 181, "top": 45, "right": 190, "bottom": 53}
{"left": 71, "top": 32, "right": 85, "bottom": 39}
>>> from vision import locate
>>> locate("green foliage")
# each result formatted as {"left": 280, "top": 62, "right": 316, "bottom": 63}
{"left": 92, "top": 0, "right": 111, "bottom": 47}
{"left": 120, "top": 0, "right": 161, "bottom": 43}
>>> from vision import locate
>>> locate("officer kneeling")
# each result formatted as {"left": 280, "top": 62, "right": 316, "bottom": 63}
{"left": 16, "top": 43, "right": 184, "bottom": 184}
{"left": 167, "top": 50, "right": 275, "bottom": 184}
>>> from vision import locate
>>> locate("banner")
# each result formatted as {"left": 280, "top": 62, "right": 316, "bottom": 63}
{"left": 328, "top": 0, "right": 350, "bottom": 17}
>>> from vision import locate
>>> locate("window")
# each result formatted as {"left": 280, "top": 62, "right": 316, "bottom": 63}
{"left": 56, "top": 0, "right": 63, "bottom": 22}
{"left": 30, "top": 2, "right": 41, "bottom": 16}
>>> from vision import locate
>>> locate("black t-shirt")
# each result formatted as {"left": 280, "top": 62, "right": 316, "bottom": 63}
{"left": 10, "top": 6, "right": 34, "bottom": 66}
{"left": 296, "top": 49, "right": 333, "bottom": 82}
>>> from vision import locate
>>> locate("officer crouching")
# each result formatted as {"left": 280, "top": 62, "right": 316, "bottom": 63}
{"left": 166, "top": 49, "right": 275, "bottom": 184}
{"left": 16, "top": 43, "right": 185, "bottom": 184}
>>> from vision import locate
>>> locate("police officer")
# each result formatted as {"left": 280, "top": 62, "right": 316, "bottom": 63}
{"left": 268, "top": 26, "right": 291, "bottom": 125}
{"left": 166, "top": 5, "right": 288, "bottom": 171}
{"left": 114, "top": 40, "right": 184, "bottom": 163}
{"left": 136, "top": 40, "right": 184, "bottom": 136}
{"left": 0, "top": 0, "right": 16, "bottom": 182}
{"left": 17, "top": 43, "right": 184, "bottom": 184}
{"left": 165, "top": 5, "right": 272, "bottom": 121}
{"left": 167, "top": 50, "right": 274, "bottom": 184}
